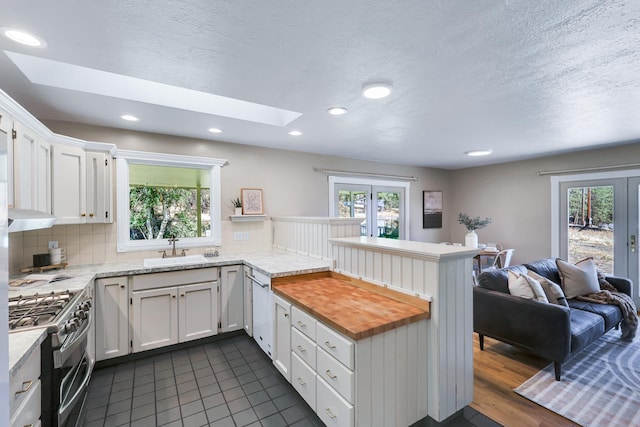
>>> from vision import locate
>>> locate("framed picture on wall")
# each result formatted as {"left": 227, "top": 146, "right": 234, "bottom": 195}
{"left": 423, "top": 191, "right": 442, "bottom": 228}
{"left": 241, "top": 188, "right": 264, "bottom": 215}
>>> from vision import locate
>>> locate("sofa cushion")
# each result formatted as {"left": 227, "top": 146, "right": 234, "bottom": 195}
{"left": 527, "top": 270, "right": 569, "bottom": 307}
{"left": 556, "top": 258, "right": 601, "bottom": 299}
{"left": 568, "top": 299, "right": 623, "bottom": 331}
{"left": 525, "top": 258, "right": 562, "bottom": 284}
{"left": 477, "top": 265, "right": 528, "bottom": 293}
{"left": 569, "top": 308, "right": 605, "bottom": 353}
{"left": 508, "top": 271, "right": 548, "bottom": 302}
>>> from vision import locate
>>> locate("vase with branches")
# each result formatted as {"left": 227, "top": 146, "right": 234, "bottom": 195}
{"left": 231, "top": 197, "right": 243, "bottom": 215}
{"left": 458, "top": 213, "right": 491, "bottom": 248}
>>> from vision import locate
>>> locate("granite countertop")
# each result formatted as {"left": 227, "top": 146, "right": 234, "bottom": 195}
{"left": 8, "top": 249, "right": 332, "bottom": 375}
{"left": 273, "top": 271, "right": 430, "bottom": 340}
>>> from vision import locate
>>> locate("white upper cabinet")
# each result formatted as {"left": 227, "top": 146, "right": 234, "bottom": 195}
{"left": 0, "top": 108, "right": 13, "bottom": 207}
{"left": 13, "top": 121, "right": 51, "bottom": 212}
{"left": 51, "top": 144, "right": 113, "bottom": 224}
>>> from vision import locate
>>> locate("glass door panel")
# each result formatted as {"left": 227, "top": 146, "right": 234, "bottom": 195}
{"left": 336, "top": 185, "right": 369, "bottom": 236}
{"left": 374, "top": 189, "right": 402, "bottom": 239}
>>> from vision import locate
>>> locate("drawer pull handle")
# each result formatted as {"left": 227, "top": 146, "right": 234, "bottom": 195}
{"left": 325, "top": 369, "right": 337, "bottom": 379}
{"left": 297, "top": 321, "right": 306, "bottom": 328}
{"left": 297, "top": 345, "right": 306, "bottom": 353}
{"left": 326, "top": 408, "right": 337, "bottom": 419}
{"left": 15, "top": 380, "right": 33, "bottom": 395}
{"left": 325, "top": 341, "right": 336, "bottom": 350}
{"left": 297, "top": 377, "right": 306, "bottom": 385}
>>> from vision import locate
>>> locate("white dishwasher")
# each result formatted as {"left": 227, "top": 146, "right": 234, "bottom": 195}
{"left": 247, "top": 270, "right": 274, "bottom": 359}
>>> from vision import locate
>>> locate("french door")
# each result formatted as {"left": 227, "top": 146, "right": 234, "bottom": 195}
{"left": 330, "top": 179, "right": 407, "bottom": 240}
{"left": 559, "top": 177, "right": 640, "bottom": 307}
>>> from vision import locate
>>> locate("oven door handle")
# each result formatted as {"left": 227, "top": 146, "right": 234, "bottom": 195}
{"left": 54, "top": 308, "right": 93, "bottom": 369}
{"left": 57, "top": 354, "right": 94, "bottom": 427}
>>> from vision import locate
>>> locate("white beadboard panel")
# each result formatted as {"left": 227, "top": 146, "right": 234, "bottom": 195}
{"left": 272, "top": 217, "right": 361, "bottom": 260}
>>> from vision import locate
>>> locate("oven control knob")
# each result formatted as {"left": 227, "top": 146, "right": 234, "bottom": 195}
{"left": 64, "top": 321, "right": 78, "bottom": 333}
{"left": 75, "top": 310, "right": 87, "bottom": 320}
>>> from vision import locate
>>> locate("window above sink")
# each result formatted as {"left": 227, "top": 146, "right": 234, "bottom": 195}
{"left": 115, "top": 150, "right": 227, "bottom": 252}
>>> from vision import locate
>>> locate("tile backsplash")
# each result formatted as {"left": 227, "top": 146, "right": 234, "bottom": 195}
{"left": 9, "top": 220, "right": 272, "bottom": 275}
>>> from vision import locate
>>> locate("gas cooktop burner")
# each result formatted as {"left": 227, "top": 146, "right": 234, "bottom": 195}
{"left": 9, "top": 290, "right": 75, "bottom": 330}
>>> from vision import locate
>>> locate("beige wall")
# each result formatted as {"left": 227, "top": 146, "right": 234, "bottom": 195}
{"left": 450, "top": 142, "right": 640, "bottom": 265}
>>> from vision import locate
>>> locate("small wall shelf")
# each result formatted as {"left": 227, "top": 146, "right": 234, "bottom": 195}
{"left": 229, "top": 215, "right": 267, "bottom": 222}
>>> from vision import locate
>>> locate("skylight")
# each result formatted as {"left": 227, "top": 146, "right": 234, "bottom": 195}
{"left": 5, "top": 51, "right": 302, "bottom": 127}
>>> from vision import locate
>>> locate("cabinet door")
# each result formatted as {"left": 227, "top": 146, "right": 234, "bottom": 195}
{"left": 178, "top": 281, "right": 218, "bottom": 342}
{"left": 51, "top": 144, "right": 86, "bottom": 224}
{"left": 220, "top": 265, "right": 244, "bottom": 333}
{"left": 132, "top": 287, "right": 178, "bottom": 352}
{"left": 11, "top": 121, "right": 52, "bottom": 213}
{"left": 86, "top": 151, "right": 112, "bottom": 223}
{"left": 244, "top": 269, "right": 253, "bottom": 336}
{"left": 95, "top": 277, "right": 129, "bottom": 361}
{"left": 0, "top": 108, "right": 14, "bottom": 206}
{"left": 273, "top": 294, "right": 292, "bottom": 381}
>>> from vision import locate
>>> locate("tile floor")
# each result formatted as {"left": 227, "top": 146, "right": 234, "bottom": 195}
{"left": 81, "top": 334, "right": 501, "bottom": 427}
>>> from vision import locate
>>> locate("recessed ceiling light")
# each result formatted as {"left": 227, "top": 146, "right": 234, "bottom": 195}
{"left": 288, "top": 130, "right": 303, "bottom": 136}
{"left": 2, "top": 28, "right": 46, "bottom": 47}
{"left": 465, "top": 149, "right": 493, "bottom": 157}
{"left": 120, "top": 114, "right": 139, "bottom": 122}
{"left": 361, "top": 82, "right": 393, "bottom": 99}
{"left": 208, "top": 128, "right": 222, "bottom": 133}
{"left": 327, "top": 107, "right": 348, "bottom": 116}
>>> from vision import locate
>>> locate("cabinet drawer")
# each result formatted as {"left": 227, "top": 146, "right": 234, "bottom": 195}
{"left": 292, "top": 327, "right": 317, "bottom": 370}
{"left": 291, "top": 306, "right": 316, "bottom": 340}
{"left": 291, "top": 352, "right": 316, "bottom": 410}
{"left": 10, "top": 378, "right": 41, "bottom": 427}
{"left": 317, "top": 377, "right": 354, "bottom": 427}
{"left": 317, "top": 347, "right": 354, "bottom": 403}
{"left": 132, "top": 268, "right": 218, "bottom": 291}
{"left": 317, "top": 322, "right": 354, "bottom": 370}
{"left": 10, "top": 345, "right": 41, "bottom": 416}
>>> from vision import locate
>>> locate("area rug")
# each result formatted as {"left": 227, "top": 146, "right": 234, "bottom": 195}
{"left": 515, "top": 331, "right": 640, "bottom": 426}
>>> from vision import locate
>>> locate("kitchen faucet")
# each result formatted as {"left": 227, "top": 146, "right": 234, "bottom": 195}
{"left": 159, "top": 235, "right": 188, "bottom": 258}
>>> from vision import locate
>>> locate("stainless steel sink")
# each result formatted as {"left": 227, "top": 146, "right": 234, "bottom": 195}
{"left": 143, "top": 254, "right": 209, "bottom": 268}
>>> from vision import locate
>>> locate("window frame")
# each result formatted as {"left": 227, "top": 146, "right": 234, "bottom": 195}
{"left": 115, "top": 150, "right": 226, "bottom": 252}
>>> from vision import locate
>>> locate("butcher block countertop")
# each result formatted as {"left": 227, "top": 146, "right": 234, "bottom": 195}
{"left": 272, "top": 272, "right": 430, "bottom": 340}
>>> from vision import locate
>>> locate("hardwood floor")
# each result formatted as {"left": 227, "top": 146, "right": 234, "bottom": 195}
{"left": 470, "top": 334, "right": 578, "bottom": 427}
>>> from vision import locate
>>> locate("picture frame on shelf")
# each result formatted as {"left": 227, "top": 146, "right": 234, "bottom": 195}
{"left": 423, "top": 190, "right": 443, "bottom": 228}
{"left": 241, "top": 188, "right": 264, "bottom": 215}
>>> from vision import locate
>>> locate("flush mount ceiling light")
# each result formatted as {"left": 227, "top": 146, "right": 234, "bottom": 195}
{"left": 288, "top": 130, "right": 303, "bottom": 136}
{"left": 327, "top": 107, "right": 348, "bottom": 116}
{"left": 120, "top": 114, "right": 139, "bottom": 122}
{"left": 1, "top": 28, "right": 46, "bottom": 47}
{"left": 465, "top": 149, "right": 493, "bottom": 157}
{"left": 208, "top": 128, "right": 222, "bottom": 133}
{"left": 361, "top": 82, "right": 393, "bottom": 99}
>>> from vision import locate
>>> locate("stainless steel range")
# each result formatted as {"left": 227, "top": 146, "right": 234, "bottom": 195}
{"left": 9, "top": 288, "right": 94, "bottom": 427}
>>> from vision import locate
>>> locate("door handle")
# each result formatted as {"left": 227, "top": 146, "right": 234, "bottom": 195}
{"left": 631, "top": 235, "right": 636, "bottom": 253}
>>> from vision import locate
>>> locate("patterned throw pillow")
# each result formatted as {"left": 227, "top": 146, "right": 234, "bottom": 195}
{"left": 507, "top": 270, "right": 549, "bottom": 303}
{"left": 527, "top": 270, "right": 569, "bottom": 307}
{"left": 556, "top": 257, "right": 601, "bottom": 299}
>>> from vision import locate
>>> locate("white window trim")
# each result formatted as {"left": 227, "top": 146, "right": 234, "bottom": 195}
{"left": 115, "top": 150, "right": 227, "bottom": 252}
{"left": 329, "top": 175, "right": 411, "bottom": 239}
{"left": 550, "top": 168, "right": 640, "bottom": 258}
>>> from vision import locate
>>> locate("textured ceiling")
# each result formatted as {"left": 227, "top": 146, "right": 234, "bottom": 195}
{"left": 1, "top": 0, "right": 639, "bottom": 169}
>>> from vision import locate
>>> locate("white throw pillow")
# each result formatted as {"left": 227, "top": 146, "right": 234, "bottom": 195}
{"left": 556, "top": 258, "right": 601, "bottom": 299}
{"left": 508, "top": 271, "right": 549, "bottom": 303}
{"left": 527, "top": 270, "right": 569, "bottom": 307}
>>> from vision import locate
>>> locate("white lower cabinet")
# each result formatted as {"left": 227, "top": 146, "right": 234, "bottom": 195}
{"left": 95, "top": 276, "right": 129, "bottom": 361}
{"left": 291, "top": 352, "right": 316, "bottom": 410}
{"left": 273, "top": 295, "right": 291, "bottom": 381}
{"left": 220, "top": 265, "right": 244, "bottom": 333}
{"left": 131, "top": 268, "right": 218, "bottom": 353}
{"left": 10, "top": 345, "right": 41, "bottom": 427}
